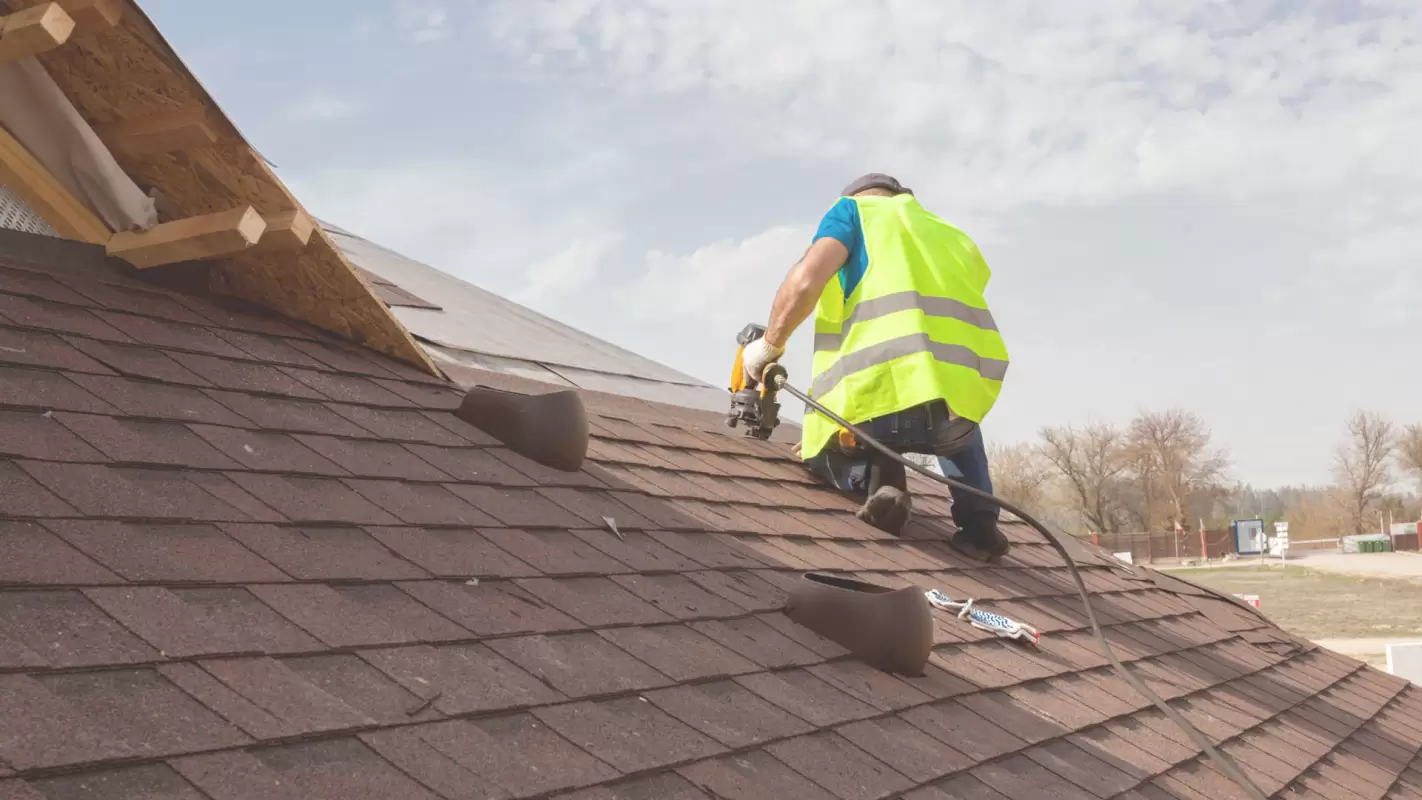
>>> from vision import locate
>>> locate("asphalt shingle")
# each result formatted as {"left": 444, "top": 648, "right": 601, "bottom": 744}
{"left": 0, "top": 249, "right": 1409, "bottom": 800}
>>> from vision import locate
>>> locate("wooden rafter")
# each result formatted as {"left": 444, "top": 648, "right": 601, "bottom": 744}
{"left": 0, "top": 3, "right": 74, "bottom": 63}
{"left": 55, "top": 0, "right": 123, "bottom": 37}
{"left": 95, "top": 107, "right": 219, "bottom": 156}
{"left": 107, "top": 205, "right": 265, "bottom": 269}
{"left": 0, "top": 125, "right": 109, "bottom": 244}
{"left": 245, "top": 209, "right": 314, "bottom": 254}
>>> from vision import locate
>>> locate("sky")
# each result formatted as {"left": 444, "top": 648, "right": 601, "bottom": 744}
{"left": 142, "top": 0, "right": 1421, "bottom": 488}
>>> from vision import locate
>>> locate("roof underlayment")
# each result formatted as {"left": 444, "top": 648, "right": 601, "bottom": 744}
{"left": 322, "top": 221, "right": 729, "bottom": 413}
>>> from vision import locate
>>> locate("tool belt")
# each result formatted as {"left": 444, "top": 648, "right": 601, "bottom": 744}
{"left": 829, "top": 399, "right": 960, "bottom": 456}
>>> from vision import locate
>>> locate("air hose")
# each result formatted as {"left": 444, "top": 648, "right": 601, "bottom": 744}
{"left": 770, "top": 374, "right": 1268, "bottom": 800}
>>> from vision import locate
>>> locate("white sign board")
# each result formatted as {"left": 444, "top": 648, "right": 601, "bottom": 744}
{"left": 1113, "top": 551, "right": 1134, "bottom": 565}
{"left": 1269, "top": 521, "right": 1290, "bottom": 559}
{"left": 1387, "top": 642, "right": 1422, "bottom": 685}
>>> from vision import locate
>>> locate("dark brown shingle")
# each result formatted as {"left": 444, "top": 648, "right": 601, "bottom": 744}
{"left": 0, "top": 249, "right": 1409, "bottom": 800}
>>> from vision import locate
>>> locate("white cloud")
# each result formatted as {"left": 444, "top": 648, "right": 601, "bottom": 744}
{"left": 352, "top": 12, "right": 378, "bottom": 38}
{"left": 283, "top": 92, "right": 363, "bottom": 123}
{"left": 513, "top": 234, "right": 623, "bottom": 305}
{"left": 615, "top": 226, "right": 817, "bottom": 400}
{"left": 396, "top": 1, "right": 450, "bottom": 43}
{"left": 484, "top": 0, "right": 1422, "bottom": 205}
{"left": 620, "top": 226, "right": 808, "bottom": 332}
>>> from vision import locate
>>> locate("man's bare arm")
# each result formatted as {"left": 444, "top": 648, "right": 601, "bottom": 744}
{"left": 764, "top": 237, "right": 850, "bottom": 348}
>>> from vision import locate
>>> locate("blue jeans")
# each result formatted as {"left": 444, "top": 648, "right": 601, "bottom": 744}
{"left": 934, "top": 427, "right": 994, "bottom": 496}
{"left": 805, "top": 401, "right": 998, "bottom": 534}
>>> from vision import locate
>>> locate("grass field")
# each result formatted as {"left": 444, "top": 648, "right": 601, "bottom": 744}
{"left": 1162, "top": 566, "right": 1422, "bottom": 668}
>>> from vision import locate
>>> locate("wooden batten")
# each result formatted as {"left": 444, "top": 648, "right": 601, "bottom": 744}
{"left": 0, "top": 3, "right": 75, "bottom": 63}
{"left": 107, "top": 205, "right": 266, "bottom": 269}
{"left": 244, "top": 208, "right": 314, "bottom": 254}
{"left": 55, "top": 0, "right": 123, "bottom": 36}
{"left": 0, "top": 125, "right": 110, "bottom": 244}
{"left": 96, "top": 107, "right": 219, "bottom": 156}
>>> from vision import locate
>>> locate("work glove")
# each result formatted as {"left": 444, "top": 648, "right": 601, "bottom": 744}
{"left": 741, "top": 337, "right": 785, "bottom": 386}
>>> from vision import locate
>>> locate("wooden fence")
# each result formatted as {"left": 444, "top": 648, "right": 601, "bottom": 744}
{"left": 1093, "top": 530, "right": 1419, "bottom": 562}
{"left": 1091, "top": 530, "right": 1235, "bottom": 563}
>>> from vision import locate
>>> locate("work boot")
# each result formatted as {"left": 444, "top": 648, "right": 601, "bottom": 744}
{"left": 950, "top": 513, "right": 1011, "bottom": 562}
{"left": 857, "top": 486, "right": 912, "bottom": 535}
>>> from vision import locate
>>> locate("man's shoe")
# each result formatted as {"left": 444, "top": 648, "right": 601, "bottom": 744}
{"left": 856, "top": 486, "right": 912, "bottom": 535}
{"left": 950, "top": 523, "right": 1011, "bottom": 562}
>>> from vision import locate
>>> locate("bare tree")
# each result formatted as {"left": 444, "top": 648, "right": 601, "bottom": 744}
{"left": 1118, "top": 438, "right": 1161, "bottom": 531}
{"left": 1333, "top": 410, "right": 1397, "bottom": 535}
{"left": 1039, "top": 423, "right": 1127, "bottom": 533}
{"left": 988, "top": 442, "right": 1054, "bottom": 510}
{"left": 1126, "top": 409, "right": 1230, "bottom": 531}
{"left": 1400, "top": 424, "right": 1422, "bottom": 491}
{"left": 1285, "top": 488, "right": 1353, "bottom": 540}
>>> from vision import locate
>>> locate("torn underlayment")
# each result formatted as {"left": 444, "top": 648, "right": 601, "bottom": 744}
{"left": 0, "top": 56, "right": 155, "bottom": 232}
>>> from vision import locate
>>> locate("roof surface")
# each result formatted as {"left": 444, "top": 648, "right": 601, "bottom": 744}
{"left": 320, "top": 222, "right": 728, "bottom": 413}
{"left": 1, "top": 234, "right": 1421, "bottom": 800}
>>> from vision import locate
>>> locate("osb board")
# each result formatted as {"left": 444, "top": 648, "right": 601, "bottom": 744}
{"left": 5, "top": 0, "right": 438, "bottom": 374}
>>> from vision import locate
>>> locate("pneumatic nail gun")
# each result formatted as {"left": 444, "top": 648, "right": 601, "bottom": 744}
{"left": 725, "top": 323, "right": 786, "bottom": 440}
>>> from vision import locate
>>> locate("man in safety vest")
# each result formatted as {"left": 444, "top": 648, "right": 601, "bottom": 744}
{"left": 741, "top": 174, "right": 1010, "bottom": 559}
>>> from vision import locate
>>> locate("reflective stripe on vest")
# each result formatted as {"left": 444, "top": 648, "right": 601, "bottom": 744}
{"left": 812, "top": 290, "right": 1000, "bottom": 352}
{"left": 810, "top": 332, "right": 1010, "bottom": 399}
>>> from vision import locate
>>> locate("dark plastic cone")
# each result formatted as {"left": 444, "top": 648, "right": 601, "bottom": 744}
{"left": 785, "top": 572, "right": 933, "bottom": 676}
{"left": 455, "top": 386, "right": 589, "bottom": 472}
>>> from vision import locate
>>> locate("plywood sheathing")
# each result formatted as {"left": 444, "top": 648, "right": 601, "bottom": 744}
{"left": 4, "top": 0, "right": 439, "bottom": 374}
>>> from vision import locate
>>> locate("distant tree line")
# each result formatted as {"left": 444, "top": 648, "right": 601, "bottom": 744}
{"left": 989, "top": 409, "right": 1422, "bottom": 540}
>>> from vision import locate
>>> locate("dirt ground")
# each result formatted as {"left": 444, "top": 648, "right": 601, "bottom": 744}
{"left": 1288, "top": 552, "right": 1422, "bottom": 578}
{"left": 1162, "top": 565, "right": 1422, "bottom": 670}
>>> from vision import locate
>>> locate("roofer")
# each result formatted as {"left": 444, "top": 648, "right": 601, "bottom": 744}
{"left": 742, "top": 173, "right": 1010, "bottom": 558}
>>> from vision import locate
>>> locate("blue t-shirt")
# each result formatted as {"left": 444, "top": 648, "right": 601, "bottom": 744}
{"left": 813, "top": 197, "right": 870, "bottom": 298}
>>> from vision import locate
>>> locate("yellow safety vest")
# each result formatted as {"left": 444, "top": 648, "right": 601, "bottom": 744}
{"left": 800, "top": 194, "right": 1009, "bottom": 460}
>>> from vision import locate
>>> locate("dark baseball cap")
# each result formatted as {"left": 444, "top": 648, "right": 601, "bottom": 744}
{"left": 841, "top": 173, "right": 913, "bottom": 197}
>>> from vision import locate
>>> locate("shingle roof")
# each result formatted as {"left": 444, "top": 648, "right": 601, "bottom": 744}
{"left": 2, "top": 235, "right": 1421, "bottom": 800}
